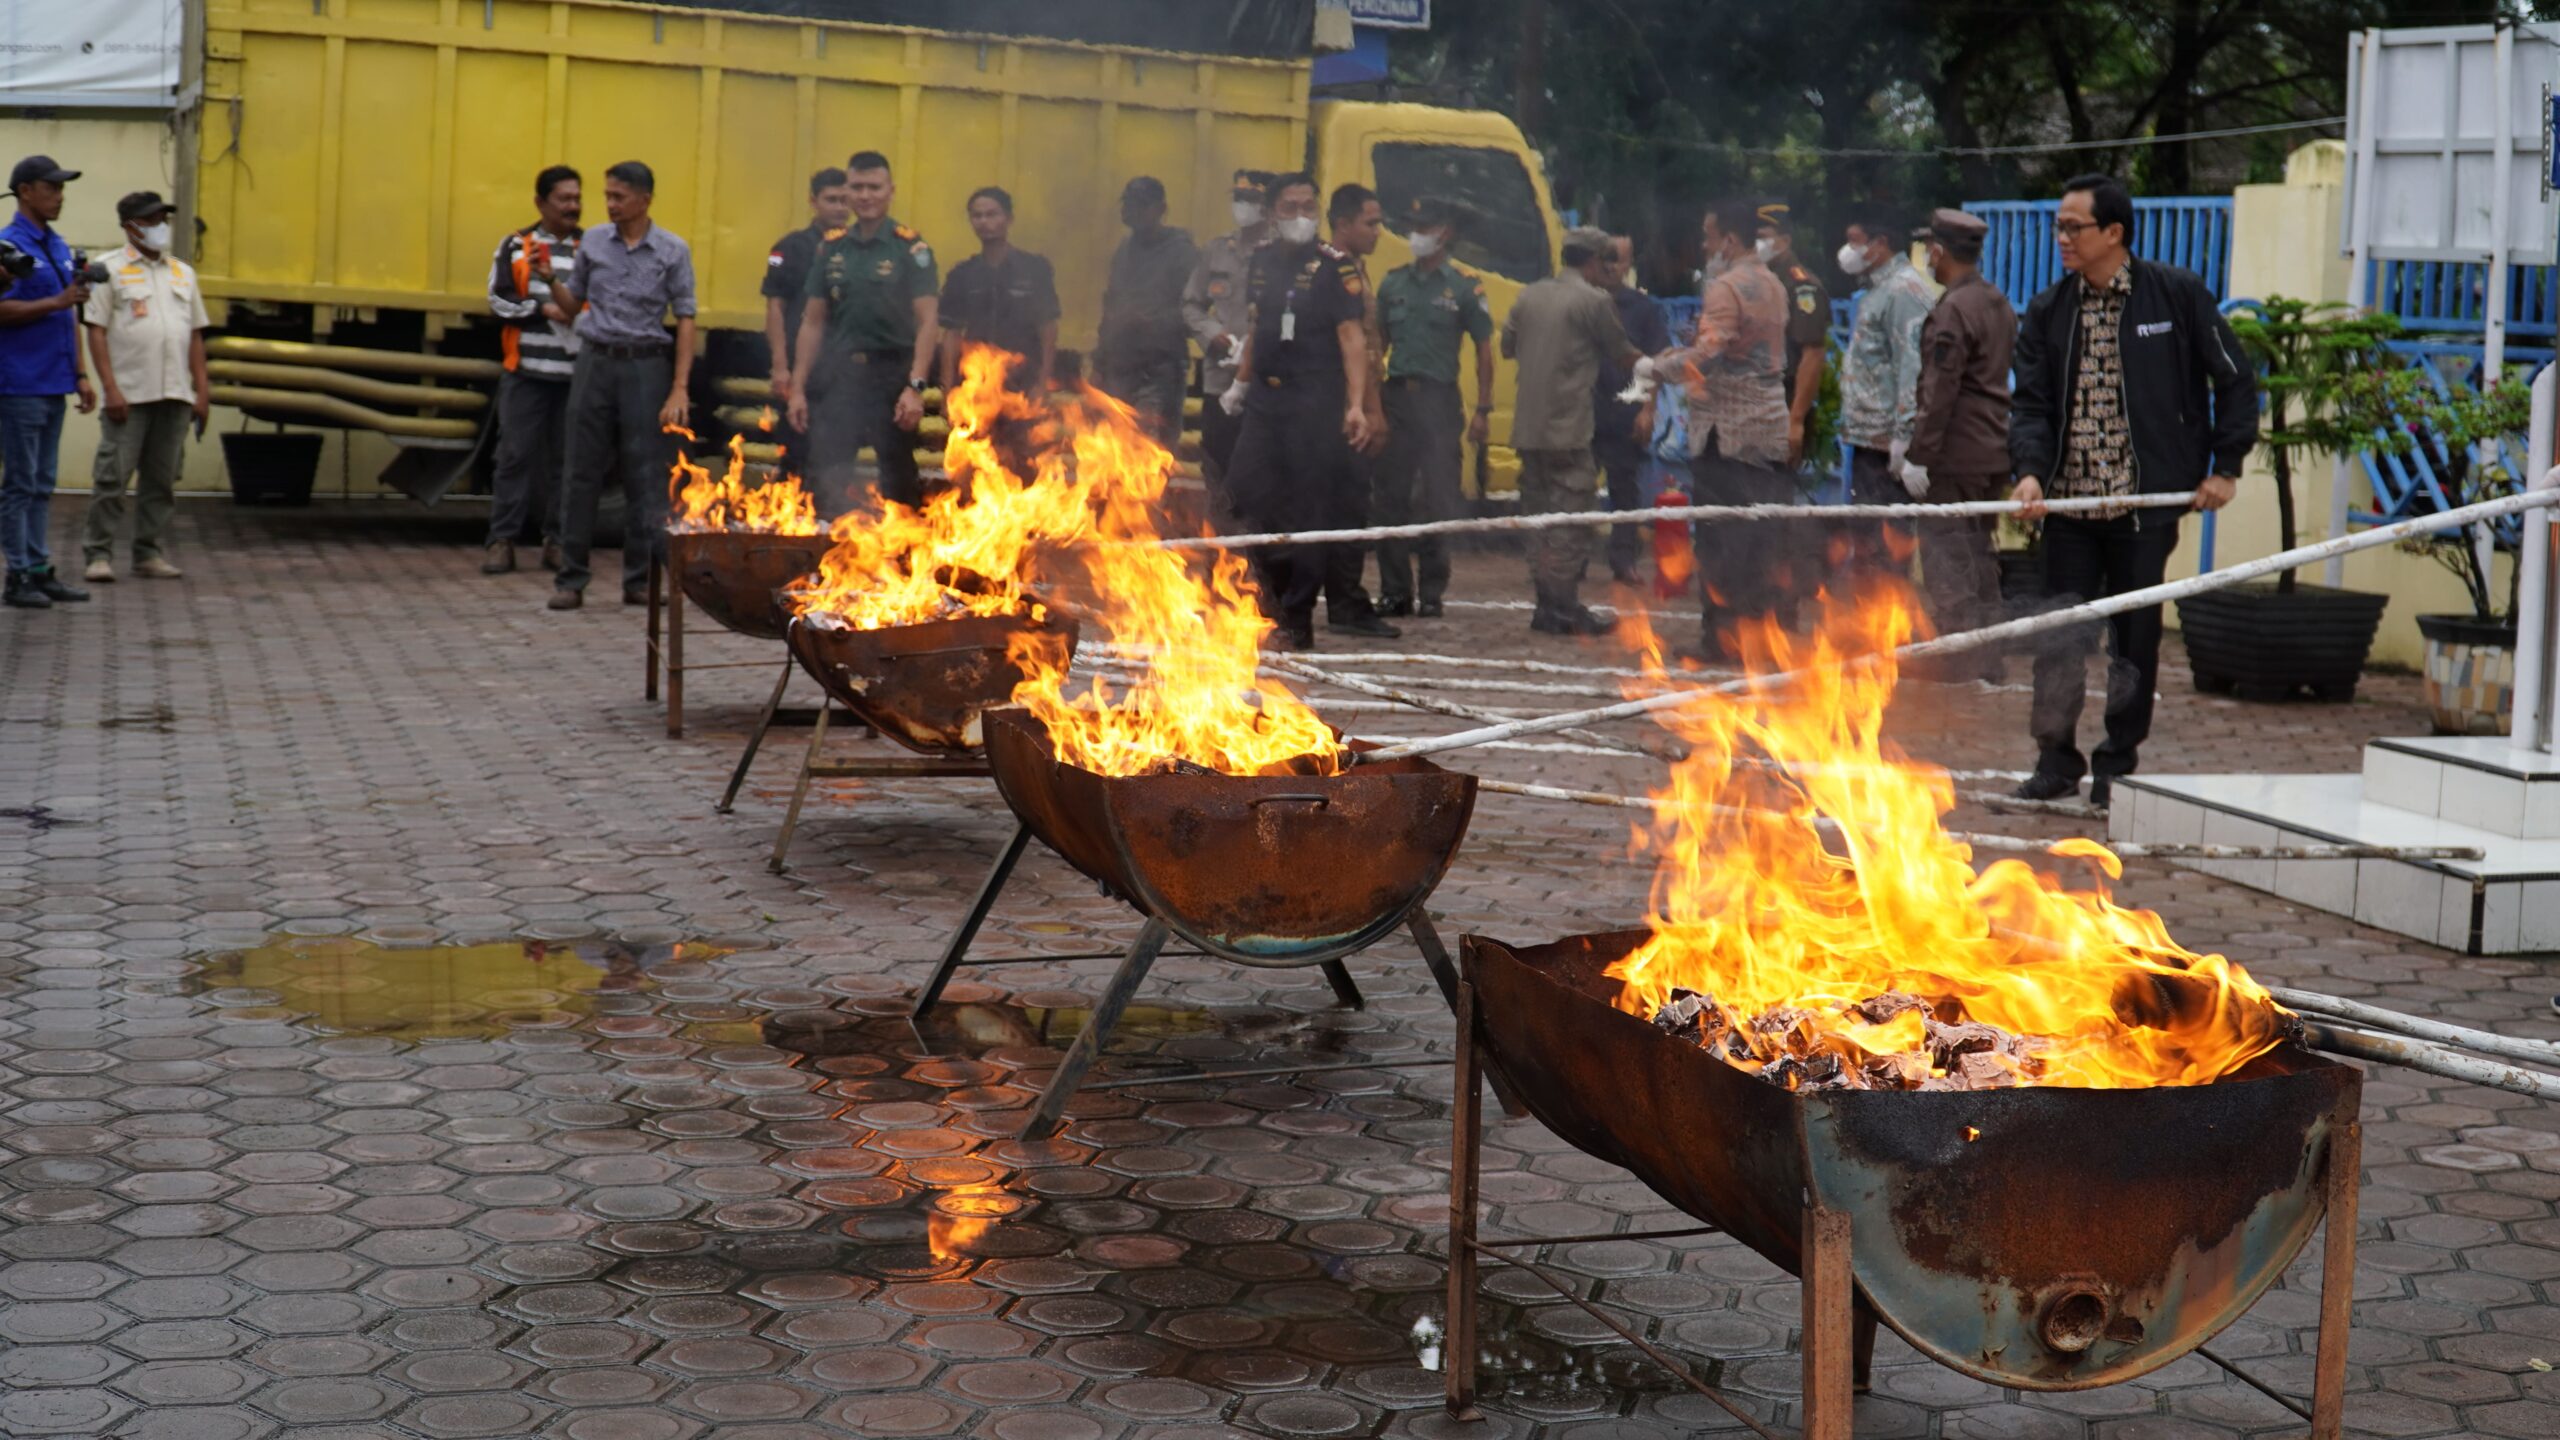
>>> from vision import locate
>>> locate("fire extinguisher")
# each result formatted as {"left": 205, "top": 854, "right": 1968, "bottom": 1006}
{"left": 1653, "top": 469, "right": 1694, "bottom": 600}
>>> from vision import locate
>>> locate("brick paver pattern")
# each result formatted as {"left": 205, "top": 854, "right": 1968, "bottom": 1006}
{"left": 2, "top": 497, "right": 2557, "bottom": 1440}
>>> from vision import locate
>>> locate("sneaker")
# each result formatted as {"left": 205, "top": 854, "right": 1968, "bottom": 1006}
{"left": 1415, "top": 599, "right": 1444, "bottom": 618}
{"left": 82, "top": 557, "right": 115, "bottom": 584}
{"left": 547, "top": 588, "right": 583, "bottom": 611}
{"left": 2012, "top": 772, "right": 2080, "bottom": 802}
{"left": 29, "top": 567, "right": 88, "bottom": 603}
{"left": 1328, "top": 612, "right": 1402, "bottom": 639}
{"left": 540, "top": 542, "right": 564, "bottom": 573}
{"left": 132, "top": 557, "right": 182, "bottom": 580}
{"left": 3, "top": 573, "right": 51, "bottom": 609}
{"left": 622, "top": 584, "right": 650, "bottom": 607}
{"left": 481, "top": 542, "right": 516, "bottom": 575}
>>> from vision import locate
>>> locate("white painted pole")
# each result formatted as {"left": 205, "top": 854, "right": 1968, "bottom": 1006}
{"left": 1359, "top": 488, "right": 2560, "bottom": 762}
{"left": 2333, "top": 28, "right": 2386, "bottom": 588}
{"left": 2511, "top": 365, "right": 2558, "bottom": 751}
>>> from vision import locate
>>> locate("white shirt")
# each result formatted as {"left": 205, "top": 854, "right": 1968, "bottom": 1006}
{"left": 81, "top": 244, "right": 210, "bottom": 407}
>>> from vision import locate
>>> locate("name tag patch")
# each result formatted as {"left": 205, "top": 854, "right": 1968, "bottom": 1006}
{"left": 2135, "top": 321, "right": 2174, "bottom": 337}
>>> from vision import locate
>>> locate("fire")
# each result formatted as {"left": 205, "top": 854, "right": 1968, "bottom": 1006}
{"left": 785, "top": 348, "right": 1086, "bottom": 630}
{"left": 1607, "top": 597, "right": 2288, "bottom": 1090}
{"left": 668, "top": 430, "right": 822, "bottom": 535}
{"left": 928, "top": 1182, "right": 1014, "bottom": 1261}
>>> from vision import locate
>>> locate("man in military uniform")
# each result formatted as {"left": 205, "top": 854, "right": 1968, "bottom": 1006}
{"left": 1321, "top": 183, "right": 1397, "bottom": 638}
{"left": 762, "top": 167, "right": 851, "bottom": 481}
{"left": 1755, "top": 201, "right": 1831, "bottom": 467}
{"left": 1903, "top": 208, "right": 2016, "bottom": 673}
{"left": 786, "top": 150, "right": 939, "bottom": 515}
{"left": 1096, "top": 176, "right": 1198, "bottom": 444}
{"left": 1213, "top": 173, "right": 1372, "bottom": 650}
{"left": 1373, "top": 196, "right": 1495, "bottom": 618}
{"left": 1184, "top": 169, "right": 1274, "bottom": 517}
{"left": 1502, "top": 225, "right": 1645, "bottom": 636}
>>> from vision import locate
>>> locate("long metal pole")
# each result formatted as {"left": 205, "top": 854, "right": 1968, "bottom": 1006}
{"left": 1361, "top": 489, "right": 2560, "bottom": 763}
{"left": 2272, "top": 987, "right": 2560, "bottom": 1067}
{"left": 2512, "top": 364, "right": 2559, "bottom": 752}
{"left": 2300, "top": 1021, "right": 2560, "bottom": 1101}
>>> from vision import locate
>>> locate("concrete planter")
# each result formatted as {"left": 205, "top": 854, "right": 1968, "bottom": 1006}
{"left": 2416, "top": 613, "right": 2517, "bottom": 736}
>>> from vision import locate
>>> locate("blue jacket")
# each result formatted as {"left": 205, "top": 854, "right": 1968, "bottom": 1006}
{"left": 0, "top": 213, "right": 81, "bottom": 397}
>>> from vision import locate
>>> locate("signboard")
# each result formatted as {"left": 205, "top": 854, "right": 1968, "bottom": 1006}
{"left": 1349, "top": 0, "right": 1430, "bottom": 29}
{"left": 2343, "top": 23, "right": 2560, "bottom": 263}
{"left": 0, "top": 0, "right": 184, "bottom": 108}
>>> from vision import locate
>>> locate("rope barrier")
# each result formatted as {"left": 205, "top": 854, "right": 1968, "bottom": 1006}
{"left": 1158, "top": 492, "right": 2194, "bottom": 553}
{"left": 1357, "top": 489, "right": 2560, "bottom": 763}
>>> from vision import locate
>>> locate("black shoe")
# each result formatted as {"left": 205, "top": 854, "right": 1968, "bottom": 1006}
{"left": 1376, "top": 596, "right": 1414, "bottom": 618}
{"left": 2088, "top": 775, "right": 2120, "bottom": 811}
{"left": 29, "top": 567, "right": 87, "bottom": 603}
{"left": 1328, "top": 613, "right": 1402, "bottom": 639}
{"left": 548, "top": 588, "right": 583, "bottom": 611}
{"left": 1416, "top": 599, "right": 1444, "bottom": 618}
{"left": 482, "top": 542, "right": 516, "bottom": 575}
{"left": 4, "top": 573, "right": 52, "bottom": 609}
{"left": 1610, "top": 563, "right": 1643, "bottom": 587}
{"left": 1265, "top": 623, "right": 1314, "bottom": 652}
{"left": 540, "top": 542, "right": 564, "bottom": 573}
{"left": 623, "top": 584, "right": 650, "bottom": 607}
{"left": 1551, "top": 603, "right": 1615, "bottom": 637}
{"left": 2012, "top": 772, "right": 2080, "bottom": 802}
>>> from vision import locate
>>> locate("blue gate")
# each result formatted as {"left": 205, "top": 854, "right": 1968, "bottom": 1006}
{"left": 1964, "top": 197, "right": 2234, "bottom": 311}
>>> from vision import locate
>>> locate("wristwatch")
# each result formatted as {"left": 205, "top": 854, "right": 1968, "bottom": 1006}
{"left": 905, "top": 376, "right": 928, "bottom": 393}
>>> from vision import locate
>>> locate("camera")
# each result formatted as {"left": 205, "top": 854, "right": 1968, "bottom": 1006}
{"left": 0, "top": 239, "right": 30, "bottom": 281}
{"left": 71, "top": 250, "right": 112, "bottom": 286}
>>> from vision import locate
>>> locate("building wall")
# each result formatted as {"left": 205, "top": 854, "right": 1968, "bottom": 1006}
{"left": 2, "top": 109, "right": 412, "bottom": 507}
{"left": 2166, "top": 139, "right": 2492, "bottom": 671}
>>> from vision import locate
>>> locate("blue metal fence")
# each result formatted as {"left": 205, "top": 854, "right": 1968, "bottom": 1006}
{"left": 1964, "top": 198, "right": 2234, "bottom": 311}
{"left": 2370, "top": 259, "right": 2560, "bottom": 338}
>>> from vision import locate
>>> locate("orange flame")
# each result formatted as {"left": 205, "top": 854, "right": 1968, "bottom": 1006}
{"left": 1607, "top": 596, "right": 2288, "bottom": 1089}
{"left": 784, "top": 348, "right": 1085, "bottom": 631}
{"left": 668, "top": 431, "right": 822, "bottom": 535}
{"left": 927, "top": 1182, "right": 1014, "bottom": 1261}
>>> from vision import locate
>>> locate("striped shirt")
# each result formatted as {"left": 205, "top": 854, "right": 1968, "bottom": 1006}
{"left": 487, "top": 225, "right": 581, "bottom": 379}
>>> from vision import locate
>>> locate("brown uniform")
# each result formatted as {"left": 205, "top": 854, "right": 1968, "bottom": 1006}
{"left": 1502, "top": 269, "right": 1632, "bottom": 599}
{"left": 1906, "top": 270, "right": 2018, "bottom": 657}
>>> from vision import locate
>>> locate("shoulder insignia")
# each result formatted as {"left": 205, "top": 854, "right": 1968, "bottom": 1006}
{"left": 1318, "top": 242, "right": 1347, "bottom": 258}
{"left": 1797, "top": 292, "right": 1818, "bottom": 314}
{"left": 1343, "top": 272, "right": 1364, "bottom": 296}
{"left": 893, "top": 224, "right": 917, "bottom": 241}
{"left": 912, "top": 244, "right": 933, "bottom": 268}
{"left": 822, "top": 227, "right": 848, "bottom": 243}
{"left": 767, "top": 250, "right": 785, "bottom": 267}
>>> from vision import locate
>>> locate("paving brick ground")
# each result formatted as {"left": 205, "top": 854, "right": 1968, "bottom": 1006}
{"left": 2, "top": 494, "right": 2557, "bottom": 1440}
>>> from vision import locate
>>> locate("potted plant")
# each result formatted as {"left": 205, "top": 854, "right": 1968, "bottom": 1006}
{"left": 2394, "top": 379, "right": 2538, "bottom": 733}
{"left": 2176, "top": 299, "right": 2417, "bottom": 701}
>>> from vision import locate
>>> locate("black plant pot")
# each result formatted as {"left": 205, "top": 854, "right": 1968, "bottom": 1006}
{"left": 2175, "top": 581, "right": 2389, "bottom": 702}
{"left": 221, "top": 432, "right": 322, "bottom": 507}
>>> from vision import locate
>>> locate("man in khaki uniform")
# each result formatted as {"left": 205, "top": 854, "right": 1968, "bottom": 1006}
{"left": 1500, "top": 225, "right": 1644, "bottom": 636}
{"left": 1903, "top": 208, "right": 2016, "bottom": 674}
{"left": 79, "top": 191, "right": 208, "bottom": 582}
{"left": 1183, "top": 169, "right": 1274, "bottom": 511}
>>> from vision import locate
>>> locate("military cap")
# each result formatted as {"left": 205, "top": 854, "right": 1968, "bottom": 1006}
{"left": 1562, "top": 224, "right": 1612, "bottom": 259}
{"left": 1407, "top": 195, "right": 1458, "bottom": 229}
{"left": 1755, "top": 200, "right": 1791, "bottom": 228}
{"left": 1927, "top": 207, "right": 1988, "bottom": 243}
{"left": 1230, "top": 169, "right": 1269, "bottom": 200}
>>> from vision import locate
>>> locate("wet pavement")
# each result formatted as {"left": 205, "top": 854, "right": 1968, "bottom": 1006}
{"left": 2, "top": 497, "right": 2559, "bottom": 1439}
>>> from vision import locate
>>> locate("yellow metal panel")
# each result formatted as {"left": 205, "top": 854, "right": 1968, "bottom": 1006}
{"left": 222, "top": 34, "right": 327, "bottom": 286}
{"left": 1115, "top": 106, "right": 1197, "bottom": 225}
{"left": 345, "top": 0, "right": 446, "bottom": 24}
{"left": 909, "top": 88, "right": 1004, "bottom": 254}
{"left": 448, "top": 49, "right": 549, "bottom": 288}
{"left": 812, "top": 80, "right": 901, "bottom": 174}
{"left": 562, "top": 54, "right": 699, "bottom": 224}
{"left": 708, "top": 71, "right": 801, "bottom": 322}
{"left": 1013, "top": 96, "right": 1115, "bottom": 346}
{"left": 333, "top": 40, "right": 438, "bottom": 293}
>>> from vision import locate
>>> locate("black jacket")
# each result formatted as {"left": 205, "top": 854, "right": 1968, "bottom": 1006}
{"left": 2008, "top": 257, "right": 2258, "bottom": 499}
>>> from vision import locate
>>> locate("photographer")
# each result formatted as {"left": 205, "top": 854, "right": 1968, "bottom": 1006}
{"left": 0, "top": 156, "right": 97, "bottom": 609}
{"left": 80, "top": 192, "right": 209, "bottom": 583}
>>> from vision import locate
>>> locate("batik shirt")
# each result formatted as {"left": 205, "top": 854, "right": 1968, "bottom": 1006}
{"left": 1679, "top": 255, "right": 1790, "bottom": 466}
{"left": 2057, "top": 264, "right": 2135, "bottom": 500}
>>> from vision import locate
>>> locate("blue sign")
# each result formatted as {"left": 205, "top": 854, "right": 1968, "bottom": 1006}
{"left": 1349, "top": 0, "right": 1430, "bottom": 29}
{"left": 2550, "top": 91, "right": 2560, "bottom": 191}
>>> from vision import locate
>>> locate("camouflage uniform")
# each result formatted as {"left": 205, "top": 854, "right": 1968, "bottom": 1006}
{"left": 1835, "top": 252, "right": 1937, "bottom": 594}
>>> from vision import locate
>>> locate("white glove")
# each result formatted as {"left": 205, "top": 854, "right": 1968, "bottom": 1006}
{"left": 1218, "top": 379, "right": 1248, "bottom": 416}
{"left": 1900, "top": 461, "right": 1930, "bottom": 499}
{"left": 1634, "top": 355, "right": 1660, "bottom": 382}
{"left": 1617, "top": 355, "right": 1662, "bottom": 406}
{"left": 1888, "top": 438, "right": 1909, "bottom": 475}
{"left": 1219, "top": 334, "right": 1244, "bottom": 363}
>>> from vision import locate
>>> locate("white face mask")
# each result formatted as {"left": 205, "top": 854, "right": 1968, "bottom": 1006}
{"left": 1231, "top": 200, "right": 1265, "bottom": 229}
{"left": 137, "top": 221, "right": 172, "bottom": 252}
{"left": 1836, "top": 241, "right": 1874, "bottom": 277}
{"left": 1276, "top": 215, "right": 1318, "bottom": 245}
{"left": 1407, "top": 231, "right": 1442, "bottom": 259}
{"left": 1702, "top": 249, "right": 1734, "bottom": 281}
{"left": 1753, "top": 237, "right": 1778, "bottom": 263}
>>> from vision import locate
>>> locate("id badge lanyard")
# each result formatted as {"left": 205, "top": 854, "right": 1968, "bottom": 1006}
{"left": 1279, "top": 286, "right": 1297, "bottom": 344}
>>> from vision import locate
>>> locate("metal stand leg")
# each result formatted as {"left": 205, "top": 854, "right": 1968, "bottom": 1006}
{"left": 1443, "top": 978, "right": 1485, "bottom": 1422}
{"left": 1411, "top": 913, "right": 1526, "bottom": 1120}
{"left": 1019, "top": 918, "right": 1167, "bottom": 1142}
{"left": 1852, "top": 1300, "right": 1879, "bottom": 1394}
{"left": 912, "top": 823, "right": 1032, "bottom": 1019}
{"left": 666, "top": 563, "right": 686, "bottom": 738}
{"left": 2309, "top": 1119, "right": 2362, "bottom": 1440}
{"left": 645, "top": 556, "right": 662, "bottom": 702}
{"left": 719, "top": 654, "right": 797, "bottom": 814}
{"left": 1800, "top": 1205, "right": 1855, "bottom": 1440}
{"left": 768, "top": 706, "right": 830, "bottom": 874}
{"left": 1319, "top": 960, "right": 1365, "bottom": 1009}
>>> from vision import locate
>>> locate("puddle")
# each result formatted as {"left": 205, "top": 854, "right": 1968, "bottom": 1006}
{"left": 98, "top": 704, "right": 178, "bottom": 732}
{"left": 190, "top": 933, "right": 737, "bottom": 1041}
{"left": 0, "top": 805, "right": 74, "bottom": 832}
{"left": 1411, "top": 1309, "right": 1726, "bottom": 1401}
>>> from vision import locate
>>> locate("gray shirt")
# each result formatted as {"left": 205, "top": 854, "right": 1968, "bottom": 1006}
{"left": 569, "top": 221, "right": 697, "bottom": 348}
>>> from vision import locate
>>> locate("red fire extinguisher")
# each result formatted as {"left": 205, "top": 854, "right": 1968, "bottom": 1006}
{"left": 1653, "top": 471, "right": 1694, "bottom": 600}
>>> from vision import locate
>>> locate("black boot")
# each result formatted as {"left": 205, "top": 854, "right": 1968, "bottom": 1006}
{"left": 2012, "top": 772, "right": 2081, "bottom": 802}
{"left": 4, "top": 571, "right": 52, "bottom": 609}
{"left": 28, "top": 566, "right": 88, "bottom": 603}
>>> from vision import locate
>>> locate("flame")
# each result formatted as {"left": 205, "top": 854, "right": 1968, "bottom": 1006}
{"left": 979, "top": 370, "right": 1340, "bottom": 777}
{"left": 784, "top": 348, "right": 1089, "bottom": 630}
{"left": 927, "top": 1182, "right": 1013, "bottom": 1261}
{"left": 1607, "top": 595, "right": 2289, "bottom": 1090}
{"left": 668, "top": 429, "right": 822, "bottom": 535}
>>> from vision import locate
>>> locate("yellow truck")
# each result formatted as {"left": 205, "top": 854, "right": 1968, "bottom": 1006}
{"left": 179, "top": 0, "right": 1564, "bottom": 499}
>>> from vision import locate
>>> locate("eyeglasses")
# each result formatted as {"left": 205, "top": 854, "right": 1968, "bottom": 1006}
{"left": 2052, "top": 219, "right": 2101, "bottom": 238}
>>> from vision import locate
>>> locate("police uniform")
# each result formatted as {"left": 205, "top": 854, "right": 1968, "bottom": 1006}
{"left": 1374, "top": 253, "right": 1491, "bottom": 612}
{"left": 1225, "top": 238, "right": 1365, "bottom": 640}
{"left": 1775, "top": 252, "right": 1831, "bottom": 406}
{"left": 802, "top": 216, "right": 937, "bottom": 514}
{"left": 1184, "top": 173, "right": 1271, "bottom": 494}
{"left": 761, "top": 220, "right": 830, "bottom": 478}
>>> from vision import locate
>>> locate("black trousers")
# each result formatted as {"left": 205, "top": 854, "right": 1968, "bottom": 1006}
{"left": 2029, "top": 511, "right": 2183, "bottom": 782}
{"left": 1597, "top": 431, "right": 1646, "bottom": 576}
{"left": 1687, "top": 437, "right": 1800, "bottom": 643}
{"left": 1199, "top": 401, "right": 1244, "bottom": 529}
{"left": 1841, "top": 446, "right": 1914, "bottom": 601}
{"left": 1376, "top": 379, "right": 1465, "bottom": 606}
{"left": 1327, "top": 441, "right": 1377, "bottom": 619}
{"left": 489, "top": 372, "right": 568, "bottom": 546}
{"left": 1228, "top": 376, "right": 1349, "bottom": 629}
{"left": 560, "top": 348, "right": 674, "bottom": 594}
{"left": 807, "top": 351, "right": 924, "bottom": 516}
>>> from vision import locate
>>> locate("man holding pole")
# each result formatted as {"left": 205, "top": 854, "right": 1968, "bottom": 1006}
{"left": 2008, "top": 175, "right": 2257, "bottom": 809}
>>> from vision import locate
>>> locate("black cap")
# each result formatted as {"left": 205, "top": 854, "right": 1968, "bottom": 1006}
{"left": 116, "top": 191, "right": 175, "bottom": 223}
{"left": 1755, "top": 200, "right": 1791, "bottom": 229}
{"left": 1230, "top": 169, "right": 1270, "bottom": 201}
{"left": 1121, "top": 175, "right": 1167, "bottom": 205}
{"left": 8, "top": 155, "right": 79, "bottom": 193}
{"left": 1407, "top": 196, "right": 1458, "bottom": 229}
